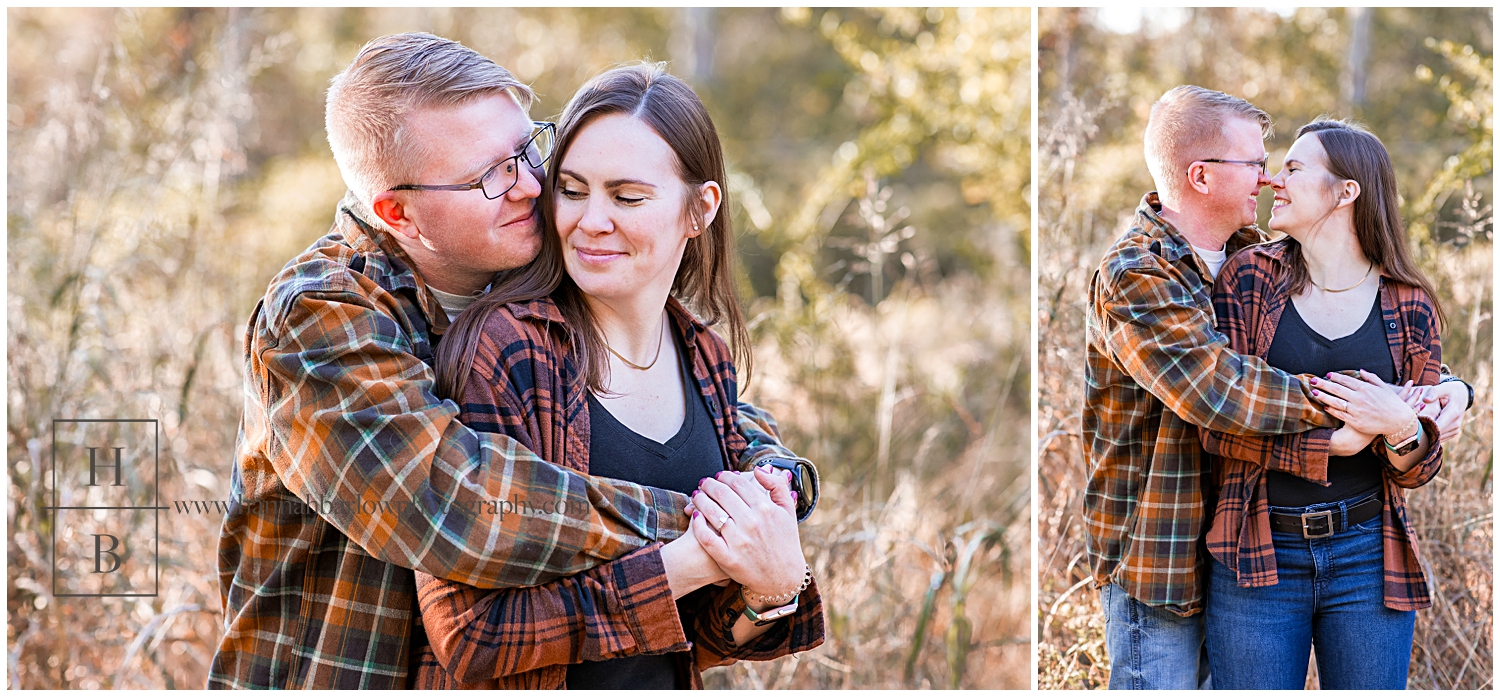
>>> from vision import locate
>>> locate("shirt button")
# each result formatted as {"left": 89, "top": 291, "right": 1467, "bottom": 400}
{"left": 1388, "top": 322, "right": 1397, "bottom": 329}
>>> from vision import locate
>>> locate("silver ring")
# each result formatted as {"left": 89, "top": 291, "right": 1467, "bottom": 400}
{"left": 718, "top": 514, "right": 731, "bottom": 527}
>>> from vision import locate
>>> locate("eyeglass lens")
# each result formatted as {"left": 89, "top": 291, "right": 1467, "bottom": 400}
{"left": 480, "top": 125, "right": 554, "bottom": 199}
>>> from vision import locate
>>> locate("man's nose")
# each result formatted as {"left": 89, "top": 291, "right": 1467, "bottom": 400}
{"left": 510, "top": 164, "right": 543, "bottom": 201}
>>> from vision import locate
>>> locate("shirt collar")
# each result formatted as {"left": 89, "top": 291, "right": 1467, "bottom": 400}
{"left": 333, "top": 190, "right": 452, "bottom": 334}
{"left": 1137, "top": 191, "right": 1267, "bottom": 276}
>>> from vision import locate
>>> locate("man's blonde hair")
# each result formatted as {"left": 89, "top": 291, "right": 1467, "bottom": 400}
{"left": 325, "top": 33, "right": 534, "bottom": 208}
{"left": 1144, "top": 85, "right": 1271, "bottom": 205}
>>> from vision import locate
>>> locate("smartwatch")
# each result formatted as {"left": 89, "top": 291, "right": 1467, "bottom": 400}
{"left": 754, "top": 456, "right": 819, "bottom": 523}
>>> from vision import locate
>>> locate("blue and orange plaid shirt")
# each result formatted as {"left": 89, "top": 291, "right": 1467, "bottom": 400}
{"left": 210, "top": 194, "right": 805, "bottom": 688}
{"left": 410, "top": 296, "right": 824, "bottom": 688}
{"left": 1202, "top": 239, "right": 1443, "bottom": 611}
{"left": 1082, "top": 192, "right": 1336, "bottom": 616}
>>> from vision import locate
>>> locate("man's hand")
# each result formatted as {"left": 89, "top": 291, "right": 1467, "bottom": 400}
{"left": 1425, "top": 381, "right": 1469, "bottom": 443}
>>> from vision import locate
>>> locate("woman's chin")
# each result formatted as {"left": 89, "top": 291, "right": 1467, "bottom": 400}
{"left": 1267, "top": 213, "right": 1292, "bottom": 236}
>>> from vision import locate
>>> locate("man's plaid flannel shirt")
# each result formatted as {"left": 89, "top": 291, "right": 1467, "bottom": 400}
{"left": 1081, "top": 192, "right": 1336, "bottom": 616}
{"left": 210, "top": 194, "right": 803, "bottom": 688}
{"left": 1201, "top": 239, "right": 1443, "bottom": 611}
{"left": 411, "top": 297, "right": 823, "bottom": 688}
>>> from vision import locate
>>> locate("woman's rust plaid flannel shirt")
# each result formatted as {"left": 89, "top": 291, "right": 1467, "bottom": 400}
{"left": 1201, "top": 239, "right": 1443, "bottom": 611}
{"left": 411, "top": 296, "right": 824, "bottom": 688}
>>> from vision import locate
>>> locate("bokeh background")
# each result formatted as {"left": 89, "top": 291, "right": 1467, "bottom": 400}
{"left": 6, "top": 7, "right": 1030, "bottom": 689}
{"left": 1037, "top": 7, "right": 1492, "bottom": 690}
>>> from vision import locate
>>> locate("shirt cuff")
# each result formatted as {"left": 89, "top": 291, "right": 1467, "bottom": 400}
{"left": 648, "top": 486, "right": 692, "bottom": 542}
{"left": 609, "top": 543, "right": 692, "bottom": 656}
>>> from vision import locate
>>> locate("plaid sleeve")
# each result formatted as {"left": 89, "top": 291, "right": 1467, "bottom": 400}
{"left": 734, "top": 400, "right": 803, "bottom": 467}
{"left": 1099, "top": 251, "right": 1335, "bottom": 436}
{"left": 259, "top": 290, "right": 688, "bottom": 589}
{"left": 414, "top": 544, "right": 689, "bottom": 683}
{"left": 683, "top": 580, "right": 826, "bottom": 669}
{"left": 1383, "top": 288, "right": 1445, "bottom": 489}
{"left": 1199, "top": 256, "right": 1334, "bottom": 483}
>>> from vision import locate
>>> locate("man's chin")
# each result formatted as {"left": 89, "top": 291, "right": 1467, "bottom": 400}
{"left": 498, "top": 236, "right": 544, "bottom": 271}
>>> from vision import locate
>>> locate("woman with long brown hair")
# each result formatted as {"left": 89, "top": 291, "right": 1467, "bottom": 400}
{"left": 1200, "top": 119, "right": 1446, "bottom": 689}
{"left": 409, "top": 62, "right": 823, "bottom": 688}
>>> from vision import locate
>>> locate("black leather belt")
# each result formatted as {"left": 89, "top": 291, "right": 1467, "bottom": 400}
{"left": 1269, "top": 495, "right": 1383, "bottom": 539}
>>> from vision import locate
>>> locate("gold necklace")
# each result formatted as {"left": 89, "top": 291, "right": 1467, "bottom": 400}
{"left": 1310, "top": 261, "right": 1373, "bottom": 293}
{"left": 603, "top": 319, "right": 665, "bottom": 371}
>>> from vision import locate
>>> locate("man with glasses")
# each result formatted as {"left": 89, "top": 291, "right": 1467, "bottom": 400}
{"left": 211, "top": 33, "right": 808, "bottom": 688}
{"left": 1080, "top": 85, "right": 1470, "bottom": 689}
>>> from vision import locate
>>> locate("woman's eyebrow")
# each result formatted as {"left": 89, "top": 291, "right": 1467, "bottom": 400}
{"left": 557, "top": 169, "right": 657, "bottom": 190}
{"left": 604, "top": 178, "right": 656, "bottom": 189}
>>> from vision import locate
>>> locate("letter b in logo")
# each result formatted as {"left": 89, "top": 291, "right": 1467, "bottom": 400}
{"left": 49, "top": 419, "right": 160, "bottom": 598}
{"left": 93, "top": 534, "right": 122, "bottom": 573}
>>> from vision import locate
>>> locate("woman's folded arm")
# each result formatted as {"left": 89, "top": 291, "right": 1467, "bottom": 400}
{"left": 414, "top": 543, "right": 690, "bottom": 683}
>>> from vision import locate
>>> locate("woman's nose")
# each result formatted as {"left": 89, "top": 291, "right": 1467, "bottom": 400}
{"left": 577, "top": 195, "right": 612, "bottom": 234}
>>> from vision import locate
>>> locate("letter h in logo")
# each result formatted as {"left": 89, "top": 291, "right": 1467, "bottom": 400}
{"left": 48, "top": 419, "right": 162, "bottom": 598}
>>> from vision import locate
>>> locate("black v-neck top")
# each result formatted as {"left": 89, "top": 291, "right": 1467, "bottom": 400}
{"left": 566, "top": 324, "right": 725, "bottom": 690}
{"left": 1264, "top": 294, "right": 1393, "bottom": 507}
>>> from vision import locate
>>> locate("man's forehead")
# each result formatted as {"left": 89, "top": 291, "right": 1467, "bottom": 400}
{"left": 1223, "top": 118, "right": 1268, "bottom": 156}
{"left": 409, "top": 94, "right": 532, "bottom": 174}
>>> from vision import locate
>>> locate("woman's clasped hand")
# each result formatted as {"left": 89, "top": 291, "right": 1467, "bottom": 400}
{"left": 687, "top": 467, "right": 808, "bottom": 607}
{"left": 1310, "top": 370, "right": 1421, "bottom": 437}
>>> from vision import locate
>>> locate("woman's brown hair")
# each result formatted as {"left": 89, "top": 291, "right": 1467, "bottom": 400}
{"left": 1284, "top": 119, "right": 1446, "bottom": 331}
{"left": 434, "top": 61, "right": 751, "bottom": 399}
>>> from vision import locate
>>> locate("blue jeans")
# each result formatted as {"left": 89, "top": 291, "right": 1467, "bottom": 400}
{"left": 1205, "top": 497, "right": 1416, "bottom": 689}
{"left": 1101, "top": 583, "right": 1212, "bottom": 689}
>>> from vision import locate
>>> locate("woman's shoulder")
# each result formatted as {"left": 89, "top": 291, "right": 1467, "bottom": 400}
{"left": 1380, "top": 277, "right": 1439, "bottom": 335}
{"left": 1224, "top": 236, "right": 1293, "bottom": 274}
{"left": 666, "top": 297, "right": 730, "bottom": 356}
{"left": 467, "top": 297, "right": 566, "bottom": 378}
{"left": 1215, "top": 237, "right": 1293, "bottom": 295}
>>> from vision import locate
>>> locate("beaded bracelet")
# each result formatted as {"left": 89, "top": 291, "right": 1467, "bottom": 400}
{"left": 742, "top": 565, "right": 812, "bottom": 606}
{"left": 1383, "top": 414, "right": 1420, "bottom": 451}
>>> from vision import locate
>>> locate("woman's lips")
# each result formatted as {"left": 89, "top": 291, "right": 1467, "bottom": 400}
{"left": 573, "top": 246, "right": 627, "bottom": 264}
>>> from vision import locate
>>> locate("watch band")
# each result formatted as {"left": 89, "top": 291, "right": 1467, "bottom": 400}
{"left": 1439, "top": 374, "right": 1475, "bottom": 411}
{"left": 753, "top": 456, "right": 820, "bottom": 523}
{"left": 1384, "top": 417, "right": 1422, "bottom": 456}
{"left": 741, "top": 593, "right": 799, "bottom": 626}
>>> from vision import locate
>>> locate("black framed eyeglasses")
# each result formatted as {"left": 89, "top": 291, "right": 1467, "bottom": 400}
{"left": 391, "top": 121, "right": 555, "bottom": 200}
{"left": 1195, "top": 157, "right": 1269, "bottom": 176}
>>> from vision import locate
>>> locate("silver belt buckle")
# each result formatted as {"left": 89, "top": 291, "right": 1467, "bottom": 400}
{"left": 1301, "top": 510, "right": 1335, "bottom": 539}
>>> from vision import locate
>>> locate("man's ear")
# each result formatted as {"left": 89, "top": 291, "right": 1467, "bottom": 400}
{"left": 371, "top": 191, "right": 420, "bottom": 241}
{"left": 691, "top": 180, "right": 723, "bottom": 237}
{"left": 1184, "top": 162, "right": 1212, "bottom": 196}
